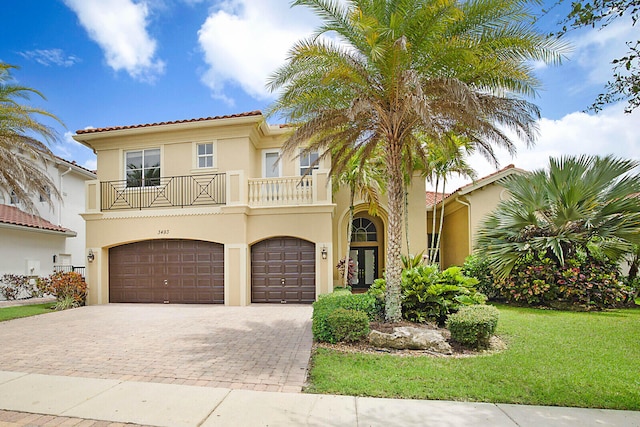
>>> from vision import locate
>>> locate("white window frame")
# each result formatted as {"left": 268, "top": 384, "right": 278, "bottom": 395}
{"left": 262, "top": 149, "right": 282, "bottom": 178}
{"left": 298, "top": 149, "right": 320, "bottom": 176}
{"left": 192, "top": 140, "right": 218, "bottom": 172}
{"left": 123, "top": 147, "right": 161, "bottom": 188}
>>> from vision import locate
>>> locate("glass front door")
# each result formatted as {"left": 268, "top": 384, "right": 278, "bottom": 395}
{"left": 349, "top": 247, "right": 378, "bottom": 289}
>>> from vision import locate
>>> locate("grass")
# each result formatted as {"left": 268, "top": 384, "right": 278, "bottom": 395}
{"left": 0, "top": 303, "right": 55, "bottom": 322}
{"left": 306, "top": 305, "right": 640, "bottom": 410}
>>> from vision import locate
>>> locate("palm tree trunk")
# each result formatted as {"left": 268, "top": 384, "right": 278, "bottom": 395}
{"left": 384, "top": 154, "right": 404, "bottom": 323}
{"left": 434, "top": 180, "right": 446, "bottom": 265}
{"left": 344, "top": 188, "right": 355, "bottom": 288}
{"left": 404, "top": 188, "right": 410, "bottom": 255}
{"left": 429, "top": 175, "right": 440, "bottom": 264}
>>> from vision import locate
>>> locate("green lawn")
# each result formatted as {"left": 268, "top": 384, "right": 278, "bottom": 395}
{"left": 0, "top": 303, "right": 55, "bottom": 322}
{"left": 306, "top": 305, "right": 640, "bottom": 410}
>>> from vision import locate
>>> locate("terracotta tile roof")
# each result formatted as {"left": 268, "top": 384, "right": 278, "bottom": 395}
{"left": 425, "top": 191, "right": 449, "bottom": 207}
{"left": 0, "top": 204, "right": 73, "bottom": 234}
{"left": 451, "top": 164, "right": 516, "bottom": 194}
{"left": 54, "top": 155, "right": 97, "bottom": 175}
{"left": 427, "top": 164, "right": 520, "bottom": 208}
{"left": 75, "top": 111, "right": 263, "bottom": 135}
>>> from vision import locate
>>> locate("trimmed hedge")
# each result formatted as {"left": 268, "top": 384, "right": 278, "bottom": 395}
{"left": 446, "top": 305, "right": 499, "bottom": 349}
{"left": 326, "top": 308, "right": 370, "bottom": 342}
{"left": 312, "top": 291, "right": 376, "bottom": 343}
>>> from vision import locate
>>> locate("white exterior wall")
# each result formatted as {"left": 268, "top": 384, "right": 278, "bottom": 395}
{"left": 0, "top": 156, "right": 95, "bottom": 278}
{"left": 0, "top": 228, "right": 66, "bottom": 278}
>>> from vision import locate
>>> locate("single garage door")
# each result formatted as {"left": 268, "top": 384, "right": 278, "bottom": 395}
{"left": 251, "top": 237, "right": 315, "bottom": 303}
{"left": 109, "top": 239, "right": 224, "bottom": 303}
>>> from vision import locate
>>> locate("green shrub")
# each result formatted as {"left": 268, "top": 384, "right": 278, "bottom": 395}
{"left": 365, "top": 278, "right": 387, "bottom": 318}
{"left": 446, "top": 305, "right": 499, "bottom": 349}
{"left": 402, "top": 265, "right": 486, "bottom": 325}
{"left": 326, "top": 308, "right": 370, "bottom": 342}
{"left": 462, "top": 254, "right": 499, "bottom": 300}
{"left": 312, "top": 291, "right": 377, "bottom": 342}
{"left": 496, "top": 253, "right": 631, "bottom": 309}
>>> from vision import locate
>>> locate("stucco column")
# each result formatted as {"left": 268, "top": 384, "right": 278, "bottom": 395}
{"left": 224, "top": 244, "right": 248, "bottom": 306}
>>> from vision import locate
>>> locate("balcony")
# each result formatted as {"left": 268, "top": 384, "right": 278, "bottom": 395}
{"left": 100, "top": 173, "right": 226, "bottom": 210}
{"left": 87, "top": 170, "right": 331, "bottom": 212}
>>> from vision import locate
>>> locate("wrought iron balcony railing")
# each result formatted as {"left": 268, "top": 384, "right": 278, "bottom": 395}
{"left": 101, "top": 173, "right": 226, "bottom": 210}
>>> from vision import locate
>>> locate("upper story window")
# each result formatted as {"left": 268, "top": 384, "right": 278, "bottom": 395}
{"left": 197, "top": 143, "right": 214, "bottom": 168}
{"left": 126, "top": 148, "right": 160, "bottom": 188}
{"left": 300, "top": 149, "right": 319, "bottom": 176}
{"left": 10, "top": 190, "right": 19, "bottom": 205}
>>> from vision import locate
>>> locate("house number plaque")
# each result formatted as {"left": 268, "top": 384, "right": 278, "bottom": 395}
{"left": 157, "top": 229, "right": 170, "bottom": 235}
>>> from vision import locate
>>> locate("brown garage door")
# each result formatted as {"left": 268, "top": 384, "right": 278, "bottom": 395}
{"left": 109, "top": 239, "right": 224, "bottom": 303}
{"left": 251, "top": 237, "right": 315, "bottom": 303}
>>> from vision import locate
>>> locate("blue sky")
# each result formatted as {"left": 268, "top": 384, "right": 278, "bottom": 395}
{"left": 1, "top": 0, "right": 638, "bottom": 189}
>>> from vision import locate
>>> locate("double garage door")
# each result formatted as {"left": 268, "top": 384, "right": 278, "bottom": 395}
{"left": 109, "top": 237, "right": 315, "bottom": 304}
{"left": 109, "top": 239, "right": 224, "bottom": 303}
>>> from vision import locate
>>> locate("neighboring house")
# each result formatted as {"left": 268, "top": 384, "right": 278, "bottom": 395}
{"left": 0, "top": 156, "right": 97, "bottom": 280}
{"left": 73, "top": 111, "right": 427, "bottom": 306}
{"left": 426, "top": 164, "right": 526, "bottom": 268}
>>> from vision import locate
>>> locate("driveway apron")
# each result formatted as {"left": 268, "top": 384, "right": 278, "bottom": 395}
{"left": 0, "top": 304, "right": 313, "bottom": 393}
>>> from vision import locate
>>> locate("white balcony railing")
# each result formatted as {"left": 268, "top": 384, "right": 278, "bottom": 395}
{"left": 248, "top": 176, "right": 313, "bottom": 206}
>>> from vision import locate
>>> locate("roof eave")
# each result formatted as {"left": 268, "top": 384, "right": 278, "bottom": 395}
{"left": 0, "top": 222, "right": 77, "bottom": 237}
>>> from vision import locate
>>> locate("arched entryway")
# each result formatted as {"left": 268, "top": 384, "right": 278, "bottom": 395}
{"left": 349, "top": 213, "right": 384, "bottom": 290}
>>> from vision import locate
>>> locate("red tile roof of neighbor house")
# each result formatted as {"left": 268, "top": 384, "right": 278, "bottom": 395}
{"left": 0, "top": 204, "right": 72, "bottom": 234}
{"left": 75, "top": 111, "right": 264, "bottom": 135}
{"left": 425, "top": 191, "right": 449, "bottom": 206}
{"left": 426, "top": 164, "right": 518, "bottom": 208}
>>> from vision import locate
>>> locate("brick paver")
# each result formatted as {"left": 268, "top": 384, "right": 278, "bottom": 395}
{"left": 0, "top": 304, "right": 313, "bottom": 392}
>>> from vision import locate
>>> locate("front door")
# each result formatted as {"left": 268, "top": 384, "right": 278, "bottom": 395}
{"left": 349, "top": 247, "right": 378, "bottom": 289}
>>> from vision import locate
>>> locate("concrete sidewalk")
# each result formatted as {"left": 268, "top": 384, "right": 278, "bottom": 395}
{"left": 0, "top": 371, "right": 638, "bottom": 427}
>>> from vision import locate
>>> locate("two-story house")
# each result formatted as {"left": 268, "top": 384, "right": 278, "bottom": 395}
{"left": 74, "top": 111, "right": 427, "bottom": 306}
{"left": 0, "top": 156, "right": 96, "bottom": 280}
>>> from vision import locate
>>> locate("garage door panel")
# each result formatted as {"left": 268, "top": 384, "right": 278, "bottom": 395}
{"left": 110, "top": 239, "right": 224, "bottom": 304}
{"left": 252, "top": 237, "right": 315, "bottom": 303}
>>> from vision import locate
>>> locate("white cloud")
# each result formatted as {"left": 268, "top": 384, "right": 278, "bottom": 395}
{"left": 63, "top": 0, "right": 165, "bottom": 82}
{"left": 83, "top": 159, "right": 98, "bottom": 171}
{"left": 196, "top": 0, "right": 321, "bottom": 102}
{"left": 19, "top": 49, "right": 80, "bottom": 67}
{"left": 434, "top": 103, "right": 640, "bottom": 191}
{"left": 568, "top": 16, "right": 637, "bottom": 86}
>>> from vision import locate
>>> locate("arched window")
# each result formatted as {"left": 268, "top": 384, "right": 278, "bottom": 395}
{"left": 351, "top": 218, "right": 377, "bottom": 242}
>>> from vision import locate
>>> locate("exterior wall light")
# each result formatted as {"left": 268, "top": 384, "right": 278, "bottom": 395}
{"left": 87, "top": 249, "right": 95, "bottom": 263}
{"left": 321, "top": 246, "right": 327, "bottom": 260}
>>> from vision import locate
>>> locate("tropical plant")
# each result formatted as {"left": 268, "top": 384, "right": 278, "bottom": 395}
{"left": 425, "top": 135, "right": 477, "bottom": 264}
{"left": 477, "top": 155, "right": 640, "bottom": 278}
{"left": 0, "top": 63, "right": 62, "bottom": 212}
{"left": 267, "top": 0, "right": 565, "bottom": 322}
{"left": 373, "top": 265, "right": 486, "bottom": 325}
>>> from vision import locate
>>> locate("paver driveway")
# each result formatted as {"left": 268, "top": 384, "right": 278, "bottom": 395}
{"left": 0, "top": 304, "right": 313, "bottom": 392}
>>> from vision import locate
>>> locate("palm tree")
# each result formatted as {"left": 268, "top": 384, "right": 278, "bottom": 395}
{"left": 476, "top": 155, "right": 640, "bottom": 277}
{"left": 0, "top": 63, "right": 61, "bottom": 212}
{"left": 267, "top": 0, "right": 565, "bottom": 321}
{"left": 426, "top": 135, "right": 477, "bottom": 264}
{"left": 333, "top": 150, "right": 385, "bottom": 287}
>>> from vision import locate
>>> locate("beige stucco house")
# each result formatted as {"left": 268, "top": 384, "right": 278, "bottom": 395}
{"left": 426, "top": 165, "right": 525, "bottom": 268}
{"left": 74, "top": 111, "right": 427, "bottom": 306}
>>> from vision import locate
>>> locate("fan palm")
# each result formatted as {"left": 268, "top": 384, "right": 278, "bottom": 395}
{"left": 0, "top": 63, "right": 61, "bottom": 212}
{"left": 476, "top": 155, "right": 640, "bottom": 277}
{"left": 267, "top": 0, "right": 566, "bottom": 321}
